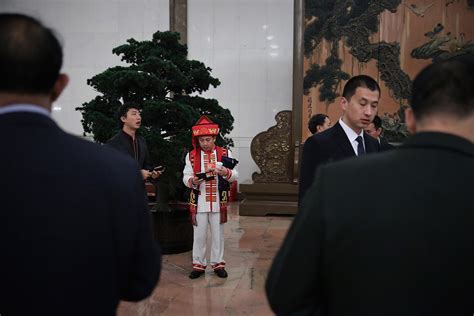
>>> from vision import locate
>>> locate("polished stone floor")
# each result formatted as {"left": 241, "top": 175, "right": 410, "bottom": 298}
{"left": 118, "top": 202, "right": 292, "bottom": 316}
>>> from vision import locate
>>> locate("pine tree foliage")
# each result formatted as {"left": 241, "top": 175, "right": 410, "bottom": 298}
{"left": 76, "top": 31, "right": 234, "bottom": 201}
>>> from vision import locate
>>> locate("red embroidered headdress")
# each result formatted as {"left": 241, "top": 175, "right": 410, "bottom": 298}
{"left": 191, "top": 116, "right": 219, "bottom": 149}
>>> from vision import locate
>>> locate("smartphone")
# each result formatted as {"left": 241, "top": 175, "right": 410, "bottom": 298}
{"left": 196, "top": 171, "right": 214, "bottom": 181}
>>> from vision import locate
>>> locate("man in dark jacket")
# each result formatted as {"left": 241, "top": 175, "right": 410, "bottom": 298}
{"left": 106, "top": 105, "right": 162, "bottom": 181}
{"left": 299, "top": 75, "right": 381, "bottom": 201}
{"left": 0, "top": 13, "right": 161, "bottom": 316}
{"left": 267, "top": 59, "right": 474, "bottom": 315}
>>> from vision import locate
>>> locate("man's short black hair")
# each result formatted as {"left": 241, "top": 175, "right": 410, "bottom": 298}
{"left": 0, "top": 13, "right": 63, "bottom": 94}
{"left": 411, "top": 58, "right": 474, "bottom": 120}
{"left": 342, "top": 75, "right": 381, "bottom": 101}
{"left": 372, "top": 115, "right": 382, "bottom": 130}
{"left": 308, "top": 114, "right": 328, "bottom": 134}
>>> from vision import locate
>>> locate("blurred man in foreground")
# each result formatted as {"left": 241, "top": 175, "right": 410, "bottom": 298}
{"left": 0, "top": 13, "right": 161, "bottom": 316}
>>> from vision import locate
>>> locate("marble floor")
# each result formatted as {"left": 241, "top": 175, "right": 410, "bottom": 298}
{"left": 117, "top": 202, "right": 292, "bottom": 316}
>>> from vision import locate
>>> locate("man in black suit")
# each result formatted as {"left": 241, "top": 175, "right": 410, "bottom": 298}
{"left": 365, "top": 115, "right": 394, "bottom": 151}
{"left": 299, "top": 75, "right": 381, "bottom": 201}
{"left": 107, "top": 105, "right": 162, "bottom": 181}
{"left": 0, "top": 13, "right": 161, "bottom": 315}
{"left": 266, "top": 59, "right": 474, "bottom": 315}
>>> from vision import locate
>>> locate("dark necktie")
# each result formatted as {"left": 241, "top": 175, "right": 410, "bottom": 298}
{"left": 356, "top": 136, "right": 365, "bottom": 156}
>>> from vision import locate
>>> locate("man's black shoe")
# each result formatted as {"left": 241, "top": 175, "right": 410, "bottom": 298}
{"left": 189, "top": 270, "right": 205, "bottom": 279}
{"left": 214, "top": 268, "right": 228, "bottom": 278}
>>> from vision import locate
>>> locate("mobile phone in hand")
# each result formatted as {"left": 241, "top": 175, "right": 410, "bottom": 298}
{"left": 196, "top": 171, "right": 214, "bottom": 181}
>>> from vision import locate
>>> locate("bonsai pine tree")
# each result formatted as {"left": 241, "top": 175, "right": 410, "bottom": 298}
{"left": 76, "top": 31, "right": 234, "bottom": 201}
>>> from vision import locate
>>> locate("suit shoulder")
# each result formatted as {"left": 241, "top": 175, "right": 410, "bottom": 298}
{"left": 380, "top": 139, "right": 394, "bottom": 150}
{"left": 106, "top": 132, "right": 123, "bottom": 145}
{"left": 305, "top": 128, "right": 330, "bottom": 143}
{"left": 62, "top": 132, "right": 138, "bottom": 170}
{"left": 320, "top": 124, "right": 341, "bottom": 140}
{"left": 304, "top": 127, "right": 337, "bottom": 148}
{"left": 365, "top": 134, "right": 379, "bottom": 145}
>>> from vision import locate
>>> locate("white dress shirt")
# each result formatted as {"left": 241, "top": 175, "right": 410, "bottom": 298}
{"left": 339, "top": 118, "right": 365, "bottom": 156}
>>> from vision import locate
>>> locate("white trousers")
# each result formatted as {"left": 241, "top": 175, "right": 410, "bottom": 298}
{"left": 192, "top": 212, "right": 225, "bottom": 270}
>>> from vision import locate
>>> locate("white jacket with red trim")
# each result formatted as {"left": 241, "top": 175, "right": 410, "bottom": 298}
{"left": 182, "top": 148, "right": 238, "bottom": 213}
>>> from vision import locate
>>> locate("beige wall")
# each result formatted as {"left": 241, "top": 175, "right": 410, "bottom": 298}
{"left": 1, "top": 0, "right": 170, "bottom": 136}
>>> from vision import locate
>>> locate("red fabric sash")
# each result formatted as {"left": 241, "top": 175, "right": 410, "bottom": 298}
{"left": 189, "top": 146, "right": 228, "bottom": 224}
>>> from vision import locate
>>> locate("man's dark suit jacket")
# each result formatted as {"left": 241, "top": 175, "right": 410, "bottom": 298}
{"left": 106, "top": 130, "right": 152, "bottom": 170}
{"left": 267, "top": 132, "right": 474, "bottom": 316}
{"left": 380, "top": 137, "right": 394, "bottom": 151}
{"left": 0, "top": 112, "right": 161, "bottom": 316}
{"left": 299, "top": 121, "right": 380, "bottom": 201}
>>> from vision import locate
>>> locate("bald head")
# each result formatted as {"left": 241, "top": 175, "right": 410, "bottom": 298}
{"left": 0, "top": 13, "right": 63, "bottom": 94}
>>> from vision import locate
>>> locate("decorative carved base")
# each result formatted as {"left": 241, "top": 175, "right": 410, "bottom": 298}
{"left": 241, "top": 110, "right": 298, "bottom": 216}
{"left": 239, "top": 182, "right": 298, "bottom": 216}
{"left": 251, "top": 111, "right": 293, "bottom": 183}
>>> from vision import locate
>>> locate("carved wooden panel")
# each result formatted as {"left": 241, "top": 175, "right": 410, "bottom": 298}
{"left": 251, "top": 111, "right": 293, "bottom": 183}
{"left": 302, "top": 1, "right": 474, "bottom": 141}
